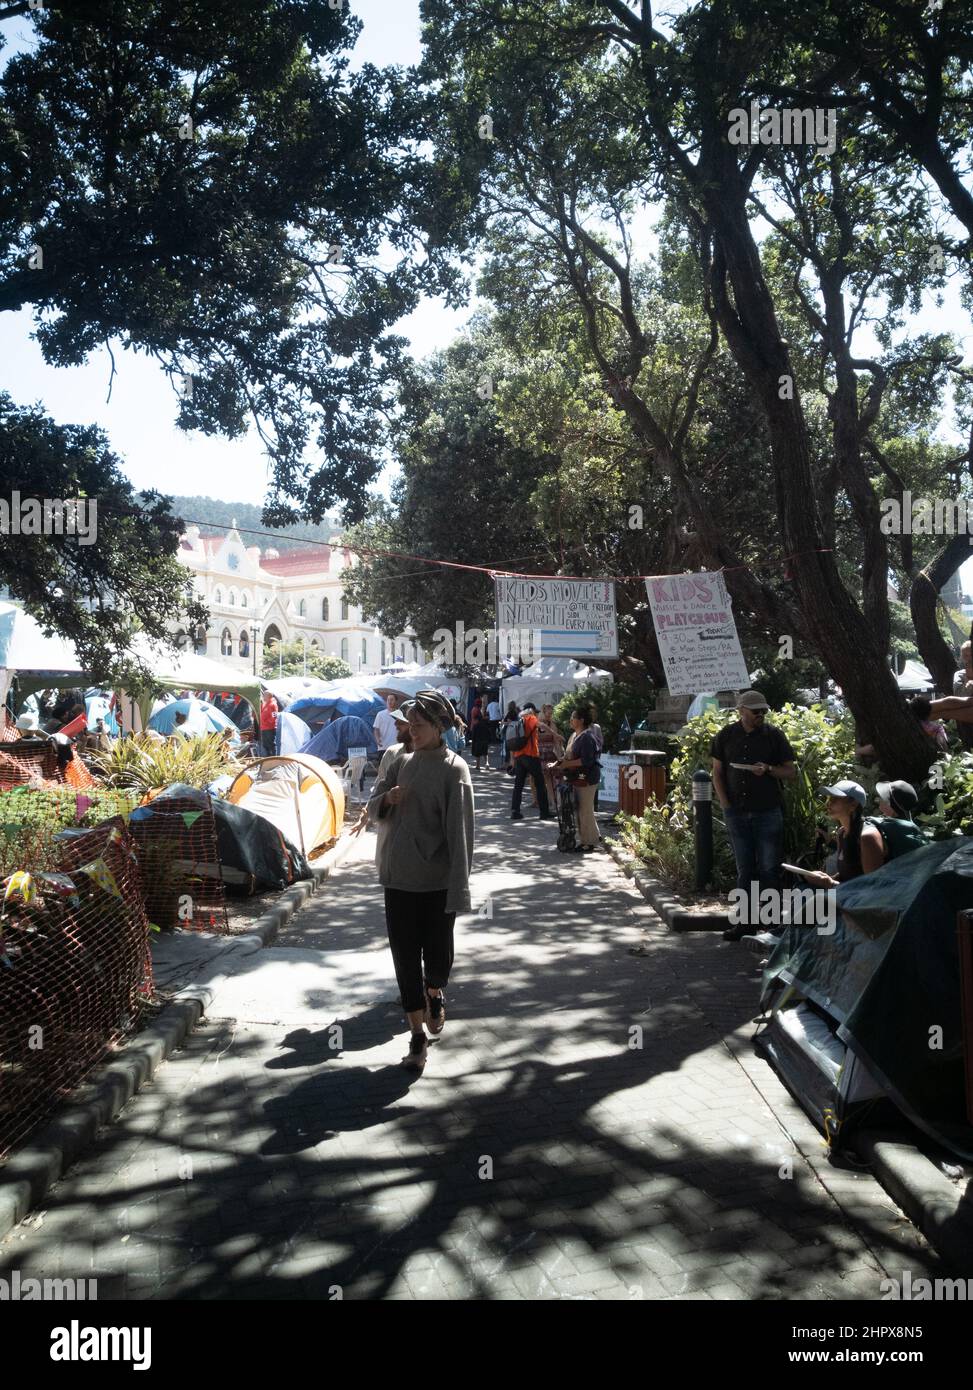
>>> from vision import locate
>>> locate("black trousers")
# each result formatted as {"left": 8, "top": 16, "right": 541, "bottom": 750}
{"left": 511, "top": 754, "right": 550, "bottom": 816}
{"left": 384, "top": 888, "right": 456, "bottom": 1015}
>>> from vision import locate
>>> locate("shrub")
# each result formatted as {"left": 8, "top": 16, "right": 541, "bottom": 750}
{"left": 0, "top": 786, "right": 138, "bottom": 878}
{"left": 551, "top": 681, "right": 654, "bottom": 751}
{"left": 917, "top": 751, "right": 973, "bottom": 838}
{"left": 90, "top": 732, "right": 242, "bottom": 796}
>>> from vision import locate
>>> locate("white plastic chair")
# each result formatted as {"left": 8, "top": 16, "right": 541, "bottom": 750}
{"left": 340, "top": 755, "right": 368, "bottom": 804}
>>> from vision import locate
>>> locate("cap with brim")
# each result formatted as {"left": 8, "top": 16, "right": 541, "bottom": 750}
{"left": 820, "top": 781, "right": 866, "bottom": 808}
{"left": 876, "top": 780, "right": 918, "bottom": 814}
{"left": 15, "top": 714, "right": 38, "bottom": 730}
{"left": 390, "top": 706, "right": 411, "bottom": 725}
{"left": 736, "top": 690, "right": 769, "bottom": 710}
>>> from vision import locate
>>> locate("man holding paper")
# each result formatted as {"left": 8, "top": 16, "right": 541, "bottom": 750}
{"left": 711, "top": 691, "right": 797, "bottom": 936}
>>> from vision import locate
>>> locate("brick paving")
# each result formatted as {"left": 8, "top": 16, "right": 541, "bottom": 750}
{"left": 0, "top": 767, "right": 941, "bottom": 1299}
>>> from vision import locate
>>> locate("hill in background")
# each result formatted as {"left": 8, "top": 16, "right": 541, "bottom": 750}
{"left": 156, "top": 495, "right": 340, "bottom": 548}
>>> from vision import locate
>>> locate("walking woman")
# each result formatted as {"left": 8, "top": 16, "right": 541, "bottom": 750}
{"left": 367, "top": 689, "right": 474, "bottom": 1072}
{"left": 501, "top": 700, "right": 520, "bottom": 773}
{"left": 551, "top": 705, "right": 602, "bottom": 852}
{"left": 470, "top": 697, "right": 491, "bottom": 772}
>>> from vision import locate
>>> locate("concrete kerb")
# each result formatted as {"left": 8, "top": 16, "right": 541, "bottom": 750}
{"left": 859, "top": 1131, "right": 973, "bottom": 1276}
{"left": 605, "top": 841, "right": 729, "bottom": 932}
{"left": 0, "top": 839, "right": 345, "bottom": 1242}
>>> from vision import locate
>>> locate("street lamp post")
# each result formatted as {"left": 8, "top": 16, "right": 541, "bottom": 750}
{"left": 303, "top": 634, "right": 307, "bottom": 677}
{"left": 251, "top": 624, "right": 259, "bottom": 677}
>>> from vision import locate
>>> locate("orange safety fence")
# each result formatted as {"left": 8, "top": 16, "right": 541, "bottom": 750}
{"left": 0, "top": 818, "right": 153, "bottom": 1159}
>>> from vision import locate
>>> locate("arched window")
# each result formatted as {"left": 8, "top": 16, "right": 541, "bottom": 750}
{"left": 240, "top": 592, "right": 248, "bottom": 609}
{"left": 321, "top": 597, "right": 329, "bottom": 622}
{"left": 239, "top": 630, "right": 250, "bottom": 658}
{"left": 221, "top": 628, "right": 233, "bottom": 656}
{"left": 381, "top": 640, "right": 386, "bottom": 667}
{"left": 229, "top": 588, "right": 238, "bottom": 607}
{"left": 299, "top": 598, "right": 307, "bottom": 617}
{"left": 194, "top": 627, "right": 208, "bottom": 656}
{"left": 213, "top": 587, "right": 223, "bottom": 605}
{"left": 310, "top": 637, "right": 320, "bottom": 650}
{"left": 340, "top": 637, "right": 349, "bottom": 663}
{"left": 361, "top": 637, "right": 368, "bottom": 667}
{"left": 341, "top": 598, "right": 349, "bottom": 622}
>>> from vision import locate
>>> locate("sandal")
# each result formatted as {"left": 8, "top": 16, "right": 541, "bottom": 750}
{"left": 425, "top": 988, "right": 446, "bottom": 1035}
{"left": 402, "top": 1030, "right": 428, "bottom": 1071}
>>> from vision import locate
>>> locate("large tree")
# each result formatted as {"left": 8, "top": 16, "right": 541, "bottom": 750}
{"left": 0, "top": 392, "right": 206, "bottom": 682}
{"left": 419, "top": 0, "right": 971, "bottom": 781}
{"left": 0, "top": 0, "right": 454, "bottom": 522}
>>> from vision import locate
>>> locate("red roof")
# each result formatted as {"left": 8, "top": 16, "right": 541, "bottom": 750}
{"left": 259, "top": 549, "right": 332, "bottom": 576}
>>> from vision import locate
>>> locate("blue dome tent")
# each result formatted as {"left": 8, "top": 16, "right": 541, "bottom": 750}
{"left": 304, "top": 714, "right": 378, "bottom": 764}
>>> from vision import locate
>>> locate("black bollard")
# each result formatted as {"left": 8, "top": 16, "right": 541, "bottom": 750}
{"left": 693, "top": 768, "right": 713, "bottom": 891}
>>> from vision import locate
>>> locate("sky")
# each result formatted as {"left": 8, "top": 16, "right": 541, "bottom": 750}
{"left": 2, "top": 0, "right": 971, "bottom": 597}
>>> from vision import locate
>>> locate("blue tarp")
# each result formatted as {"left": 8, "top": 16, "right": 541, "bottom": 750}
{"left": 304, "top": 714, "right": 377, "bottom": 763}
{"left": 276, "top": 711, "right": 313, "bottom": 755}
{"left": 289, "top": 680, "right": 384, "bottom": 726}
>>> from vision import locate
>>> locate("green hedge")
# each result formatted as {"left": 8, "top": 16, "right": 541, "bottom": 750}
{"left": 551, "top": 681, "right": 654, "bottom": 751}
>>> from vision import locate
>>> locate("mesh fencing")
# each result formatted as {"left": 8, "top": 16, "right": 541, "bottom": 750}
{"left": 127, "top": 796, "right": 229, "bottom": 933}
{"left": 0, "top": 818, "right": 153, "bottom": 1159}
{"left": 0, "top": 740, "right": 98, "bottom": 792}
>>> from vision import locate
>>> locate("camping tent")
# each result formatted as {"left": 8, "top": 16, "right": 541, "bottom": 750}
{"left": 501, "top": 657, "right": 612, "bottom": 713}
{"left": 275, "top": 711, "right": 312, "bottom": 755}
{"left": 133, "top": 783, "right": 312, "bottom": 891}
{"left": 758, "top": 837, "right": 973, "bottom": 1158}
{"left": 147, "top": 698, "right": 241, "bottom": 743}
{"left": 304, "top": 714, "right": 377, "bottom": 764}
{"left": 227, "top": 753, "right": 344, "bottom": 857}
{"left": 288, "top": 680, "right": 385, "bottom": 726}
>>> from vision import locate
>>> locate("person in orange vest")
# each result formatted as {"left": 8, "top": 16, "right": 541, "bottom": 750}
{"left": 509, "top": 703, "right": 555, "bottom": 821}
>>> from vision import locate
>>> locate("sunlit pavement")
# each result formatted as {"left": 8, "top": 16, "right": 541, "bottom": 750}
{"left": 0, "top": 767, "right": 942, "bottom": 1299}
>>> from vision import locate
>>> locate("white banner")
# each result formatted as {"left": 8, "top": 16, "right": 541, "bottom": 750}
{"left": 495, "top": 577, "right": 618, "bottom": 659}
{"left": 645, "top": 571, "right": 750, "bottom": 695}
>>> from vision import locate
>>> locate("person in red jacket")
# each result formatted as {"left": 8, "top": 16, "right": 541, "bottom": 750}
{"left": 259, "top": 692, "right": 279, "bottom": 755}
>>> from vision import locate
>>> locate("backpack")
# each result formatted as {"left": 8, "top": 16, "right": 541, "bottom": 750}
{"left": 505, "top": 717, "right": 529, "bottom": 753}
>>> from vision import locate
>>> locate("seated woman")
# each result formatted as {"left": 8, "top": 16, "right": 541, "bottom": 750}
{"left": 803, "top": 781, "right": 881, "bottom": 887}
{"left": 868, "top": 780, "right": 927, "bottom": 864}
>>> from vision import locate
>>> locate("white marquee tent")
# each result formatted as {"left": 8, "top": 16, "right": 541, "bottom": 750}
{"left": 501, "top": 657, "right": 612, "bottom": 713}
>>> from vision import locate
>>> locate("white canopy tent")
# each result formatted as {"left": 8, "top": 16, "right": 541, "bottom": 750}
{"left": 896, "top": 659, "right": 934, "bottom": 693}
{"left": 501, "top": 657, "right": 612, "bottom": 713}
{"left": 0, "top": 603, "right": 261, "bottom": 726}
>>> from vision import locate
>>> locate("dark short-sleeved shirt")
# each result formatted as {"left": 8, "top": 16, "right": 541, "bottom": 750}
{"left": 711, "top": 720, "right": 796, "bottom": 812}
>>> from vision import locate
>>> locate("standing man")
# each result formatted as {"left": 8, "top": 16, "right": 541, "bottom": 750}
{"left": 259, "top": 690, "right": 279, "bottom": 755}
{"left": 510, "top": 703, "right": 556, "bottom": 821}
{"left": 711, "top": 690, "right": 796, "bottom": 939}
{"left": 373, "top": 693, "right": 401, "bottom": 753}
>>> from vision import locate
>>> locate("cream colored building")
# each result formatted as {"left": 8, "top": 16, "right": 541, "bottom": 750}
{"left": 175, "top": 524, "right": 423, "bottom": 676}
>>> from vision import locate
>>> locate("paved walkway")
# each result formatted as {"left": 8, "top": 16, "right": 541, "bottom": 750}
{"left": 0, "top": 768, "right": 941, "bottom": 1299}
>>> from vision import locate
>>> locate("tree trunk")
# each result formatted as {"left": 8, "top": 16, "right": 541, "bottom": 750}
{"left": 909, "top": 534, "right": 970, "bottom": 692}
